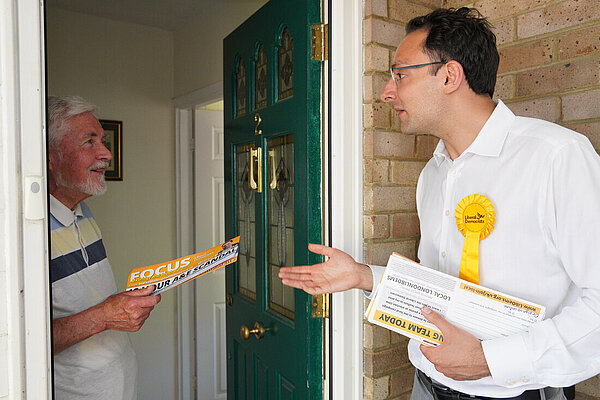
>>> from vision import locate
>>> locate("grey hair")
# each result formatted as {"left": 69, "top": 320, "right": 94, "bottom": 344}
{"left": 48, "top": 96, "right": 98, "bottom": 150}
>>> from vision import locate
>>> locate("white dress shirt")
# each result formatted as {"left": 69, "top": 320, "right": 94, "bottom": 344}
{"left": 368, "top": 100, "right": 600, "bottom": 397}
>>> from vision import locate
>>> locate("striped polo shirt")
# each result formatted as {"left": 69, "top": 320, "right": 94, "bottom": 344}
{"left": 50, "top": 195, "right": 137, "bottom": 400}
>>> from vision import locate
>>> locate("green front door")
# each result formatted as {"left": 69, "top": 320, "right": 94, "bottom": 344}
{"left": 224, "top": 0, "right": 324, "bottom": 399}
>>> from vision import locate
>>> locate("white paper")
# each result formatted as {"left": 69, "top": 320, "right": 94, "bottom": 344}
{"left": 365, "top": 253, "right": 546, "bottom": 347}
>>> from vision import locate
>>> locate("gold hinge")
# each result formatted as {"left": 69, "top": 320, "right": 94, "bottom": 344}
{"left": 311, "top": 24, "right": 329, "bottom": 61}
{"left": 312, "top": 294, "right": 329, "bottom": 318}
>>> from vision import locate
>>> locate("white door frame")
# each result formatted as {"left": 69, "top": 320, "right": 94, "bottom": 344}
{"left": 1, "top": 0, "right": 52, "bottom": 399}
{"left": 174, "top": 1, "right": 363, "bottom": 398}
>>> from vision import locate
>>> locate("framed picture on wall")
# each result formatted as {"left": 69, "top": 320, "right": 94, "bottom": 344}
{"left": 99, "top": 119, "right": 123, "bottom": 181}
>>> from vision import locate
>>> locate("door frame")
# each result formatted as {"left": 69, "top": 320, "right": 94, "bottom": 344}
{"left": 1, "top": 0, "right": 52, "bottom": 398}
{"left": 174, "top": 0, "right": 363, "bottom": 397}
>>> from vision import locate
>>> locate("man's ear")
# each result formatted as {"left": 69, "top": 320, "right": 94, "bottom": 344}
{"left": 48, "top": 148, "right": 57, "bottom": 172}
{"left": 442, "top": 60, "right": 465, "bottom": 94}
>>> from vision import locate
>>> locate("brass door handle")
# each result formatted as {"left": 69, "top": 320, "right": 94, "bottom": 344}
{"left": 240, "top": 321, "right": 269, "bottom": 340}
{"left": 248, "top": 147, "right": 262, "bottom": 192}
{"left": 268, "top": 149, "right": 277, "bottom": 189}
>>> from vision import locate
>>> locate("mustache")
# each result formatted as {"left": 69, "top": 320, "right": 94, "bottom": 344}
{"left": 88, "top": 161, "right": 110, "bottom": 171}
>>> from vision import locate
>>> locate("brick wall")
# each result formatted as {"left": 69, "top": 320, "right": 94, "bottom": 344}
{"left": 362, "top": 0, "right": 600, "bottom": 399}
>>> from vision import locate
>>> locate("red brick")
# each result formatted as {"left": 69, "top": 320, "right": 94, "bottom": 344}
{"left": 365, "top": 159, "right": 390, "bottom": 183}
{"left": 365, "top": 240, "right": 417, "bottom": 265}
{"left": 578, "top": 375, "right": 600, "bottom": 397}
{"left": 364, "top": 322, "right": 391, "bottom": 350}
{"left": 365, "top": 73, "right": 391, "bottom": 101}
{"left": 389, "top": 0, "right": 436, "bottom": 24}
{"left": 391, "top": 213, "right": 421, "bottom": 238}
{"left": 364, "top": 0, "right": 388, "bottom": 18}
{"left": 365, "top": 131, "right": 416, "bottom": 158}
{"left": 498, "top": 38, "right": 554, "bottom": 73}
{"left": 516, "top": 57, "right": 599, "bottom": 97}
{"left": 364, "top": 345, "right": 410, "bottom": 376}
{"left": 506, "top": 97, "right": 560, "bottom": 122}
{"left": 391, "top": 160, "right": 427, "bottom": 185}
{"left": 365, "top": 103, "right": 392, "bottom": 129}
{"left": 518, "top": 0, "right": 600, "bottom": 39}
{"left": 476, "top": 0, "right": 546, "bottom": 21}
{"left": 364, "top": 215, "right": 390, "bottom": 239}
{"left": 364, "top": 186, "right": 416, "bottom": 212}
{"left": 562, "top": 89, "right": 600, "bottom": 121}
{"left": 493, "top": 18, "right": 516, "bottom": 46}
{"left": 495, "top": 74, "right": 515, "bottom": 100}
{"left": 365, "top": 44, "right": 391, "bottom": 72}
{"left": 558, "top": 24, "right": 600, "bottom": 60}
{"left": 416, "top": 135, "right": 439, "bottom": 158}
{"left": 365, "top": 17, "right": 405, "bottom": 48}
{"left": 390, "top": 367, "right": 416, "bottom": 397}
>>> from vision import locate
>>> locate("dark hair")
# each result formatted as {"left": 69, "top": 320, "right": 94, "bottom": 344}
{"left": 406, "top": 7, "right": 499, "bottom": 98}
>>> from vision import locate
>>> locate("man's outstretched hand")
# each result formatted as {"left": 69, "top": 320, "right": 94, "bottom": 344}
{"left": 420, "top": 306, "right": 491, "bottom": 381}
{"left": 278, "top": 243, "right": 373, "bottom": 294}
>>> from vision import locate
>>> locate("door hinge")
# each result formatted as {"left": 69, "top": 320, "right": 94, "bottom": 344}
{"left": 311, "top": 24, "right": 328, "bottom": 61}
{"left": 312, "top": 294, "right": 329, "bottom": 318}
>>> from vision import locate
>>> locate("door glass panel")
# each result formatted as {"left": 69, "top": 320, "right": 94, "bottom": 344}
{"left": 237, "top": 144, "right": 256, "bottom": 300}
{"left": 255, "top": 44, "right": 267, "bottom": 110}
{"left": 236, "top": 57, "right": 247, "bottom": 118}
{"left": 278, "top": 27, "right": 293, "bottom": 101}
{"left": 267, "top": 135, "right": 294, "bottom": 319}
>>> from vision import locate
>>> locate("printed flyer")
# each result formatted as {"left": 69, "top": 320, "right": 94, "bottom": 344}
{"left": 126, "top": 236, "right": 240, "bottom": 295}
{"left": 365, "top": 253, "right": 546, "bottom": 347}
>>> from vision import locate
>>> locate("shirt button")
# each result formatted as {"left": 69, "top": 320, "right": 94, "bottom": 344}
{"left": 521, "top": 377, "right": 530, "bottom": 383}
{"left": 451, "top": 169, "right": 457, "bottom": 176}
{"left": 507, "top": 380, "right": 515, "bottom": 386}
{"left": 441, "top": 252, "right": 447, "bottom": 258}
{"left": 445, "top": 210, "right": 450, "bottom": 216}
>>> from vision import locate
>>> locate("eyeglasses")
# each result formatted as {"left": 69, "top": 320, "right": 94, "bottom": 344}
{"left": 390, "top": 61, "right": 447, "bottom": 85}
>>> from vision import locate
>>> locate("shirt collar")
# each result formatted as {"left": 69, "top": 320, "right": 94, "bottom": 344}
{"left": 433, "top": 100, "right": 515, "bottom": 166}
{"left": 50, "top": 195, "right": 83, "bottom": 226}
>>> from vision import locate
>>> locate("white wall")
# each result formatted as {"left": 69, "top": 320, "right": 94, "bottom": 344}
{"left": 46, "top": 8, "right": 177, "bottom": 400}
{"left": 173, "top": 0, "right": 268, "bottom": 97}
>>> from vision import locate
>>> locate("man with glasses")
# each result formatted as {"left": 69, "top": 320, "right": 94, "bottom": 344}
{"left": 280, "top": 7, "right": 600, "bottom": 400}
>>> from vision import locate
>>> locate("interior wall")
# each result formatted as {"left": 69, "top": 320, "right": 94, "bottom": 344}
{"left": 46, "top": 8, "right": 177, "bottom": 400}
{"left": 173, "top": 0, "right": 268, "bottom": 97}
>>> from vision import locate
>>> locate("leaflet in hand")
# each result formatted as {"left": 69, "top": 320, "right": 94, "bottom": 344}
{"left": 365, "top": 253, "right": 545, "bottom": 347}
{"left": 126, "top": 237, "right": 240, "bottom": 295}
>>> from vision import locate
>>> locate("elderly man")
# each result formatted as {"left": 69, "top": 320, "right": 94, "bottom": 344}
{"left": 48, "top": 95, "right": 160, "bottom": 400}
{"left": 280, "top": 7, "right": 600, "bottom": 400}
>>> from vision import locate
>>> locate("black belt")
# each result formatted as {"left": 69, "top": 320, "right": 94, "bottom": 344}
{"left": 417, "top": 369, "right": 542, "bottom": 400}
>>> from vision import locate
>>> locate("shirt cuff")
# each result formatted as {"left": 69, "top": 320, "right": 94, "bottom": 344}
{"left": 481, "top": 333, "right": 536, "bottom": 388}
{"left": 363, "top": 264, "right": 385, "bottom": 299}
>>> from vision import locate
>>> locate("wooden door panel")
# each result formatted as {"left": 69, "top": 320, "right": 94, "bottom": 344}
{"left": 224, "top": 0, "right": 323, "bottom": 399}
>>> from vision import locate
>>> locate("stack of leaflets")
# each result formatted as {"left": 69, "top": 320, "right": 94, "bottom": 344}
{"left": 365, "top": 253, "right": 546, "bottom": 347}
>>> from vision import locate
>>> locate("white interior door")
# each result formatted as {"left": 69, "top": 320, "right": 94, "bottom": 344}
{"left": 193, "top": 108, "right": 227, "bottom": 399}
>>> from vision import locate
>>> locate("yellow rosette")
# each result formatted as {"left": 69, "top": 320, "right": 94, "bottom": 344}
{"left": 455, "top": 194, "right": 495, "bottom": 284}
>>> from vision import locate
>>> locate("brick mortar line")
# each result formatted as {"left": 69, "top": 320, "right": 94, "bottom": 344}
{"left": 364, "top": 155, "right": 431, "bottom": 161}
{"left": 563, "top": 117, "right": 600, "bottom": 125}
{"left": 503, "top": 84, "right": 600, "bottom": 102}
{"left": 364, "top": 182, "right": 420, "bottom": 187}
{"left": 497, "top": 19, "right": 600, "bottom": 50}
{"left": 364, "top": 238, "right": 419, "bottom": 243}
{"left": 497, "top": 52, "right": 600, "bottom": 74}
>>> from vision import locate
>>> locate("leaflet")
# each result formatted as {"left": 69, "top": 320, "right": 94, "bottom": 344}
{"left": 126, "top": 237, "right": 240, "bottom": 296}
{"left": 365, "top": 253, "right": 545, "bottom": 347}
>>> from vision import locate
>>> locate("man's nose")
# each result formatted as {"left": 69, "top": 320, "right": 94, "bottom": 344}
{"left": 98, "top": 142, "right": 113, "bottom": 162}
{"left": 380, "top": 78, "right": 397, "bottom": 103}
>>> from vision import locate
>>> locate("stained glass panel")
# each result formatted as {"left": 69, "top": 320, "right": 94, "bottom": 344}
{"left": 236, "top": 59, "right": 247, "bottom": 117}
{"left": 255, "top": 44, "right": 267, "bottom": 110}
{"left": 267, "top": 135, "right": 294, "bottom": 320}
{"left": 278, "top": 27, "right": 293, "bottom": 101}
{"left": 236, "top": 144, "right": 256, "bottom": 299}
